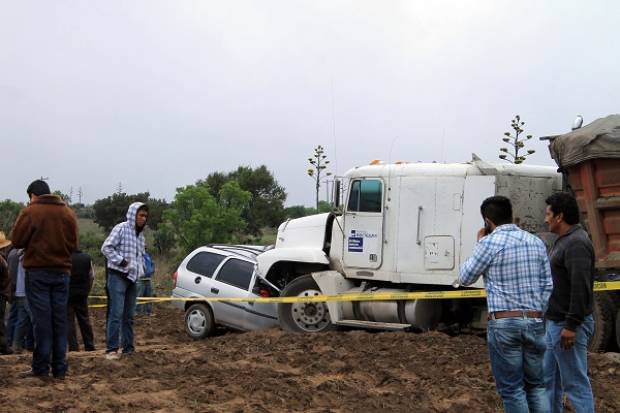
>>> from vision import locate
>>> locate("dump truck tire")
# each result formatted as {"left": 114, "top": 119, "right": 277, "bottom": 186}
{"left": 608, "top": 292, "right": 620, "bottom": 351}
{"left": 589, "top": 292, "right": 616, "bottom": 352}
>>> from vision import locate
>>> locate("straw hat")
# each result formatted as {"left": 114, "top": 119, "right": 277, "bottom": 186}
{"left": 0, "top": 231, "right": 12, "bottom": 249}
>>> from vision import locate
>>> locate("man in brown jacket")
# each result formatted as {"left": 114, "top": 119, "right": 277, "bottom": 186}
{"left": 11, "top": 180, "right": 78, "bottom": 379}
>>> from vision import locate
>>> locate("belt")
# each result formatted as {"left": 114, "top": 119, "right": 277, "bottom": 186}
{"left": 488, "top": 310, "right": 544, "bottom": 320}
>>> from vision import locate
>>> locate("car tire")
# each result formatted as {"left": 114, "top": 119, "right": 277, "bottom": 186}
{"left": 185, "top": 303, "right": 215, "bottom": 340}
{"left": 278, "top": 274, "right": 336, "bottom": 333}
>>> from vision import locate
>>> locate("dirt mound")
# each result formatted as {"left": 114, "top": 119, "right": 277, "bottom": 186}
{"left": 1, "top": 307, "right": 619, "bottom": 412}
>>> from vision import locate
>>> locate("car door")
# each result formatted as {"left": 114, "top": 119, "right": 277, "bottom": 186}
{"left": 244, "top": 273, "right": 280, "bottom": 330}
{"left": 211, "top": 257, "right": 256, "bottom": 330}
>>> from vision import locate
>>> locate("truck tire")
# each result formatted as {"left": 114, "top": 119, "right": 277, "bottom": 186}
{"left": 608, "top": 292, "right": 620, "bottom": 351}
{"left": 185, "top": 303, "right": 215, "bottom": 340}
{"left": 278, "top": 274, "right": 336, "bottom": 333}
{"left": 589, "top": 292, "right": 616, "bottom": 352}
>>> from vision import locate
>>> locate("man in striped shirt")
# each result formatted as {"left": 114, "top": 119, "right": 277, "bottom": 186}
{"left": 459, "top": 196, "right": 553, "bottom": 413}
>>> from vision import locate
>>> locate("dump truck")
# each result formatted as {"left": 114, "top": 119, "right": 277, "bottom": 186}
{"left": 546, "top": 114, "right": 620, "bottom": 351}
{"left": 257, "top": 114, "right": 620, "bottom": 352}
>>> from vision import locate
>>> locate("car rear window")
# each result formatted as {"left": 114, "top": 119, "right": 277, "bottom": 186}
{"left": 186, "top": 252, "right": 226, "bottom": 278}
{"left": 216, "top": 259, "right": 254, "bottom": 291}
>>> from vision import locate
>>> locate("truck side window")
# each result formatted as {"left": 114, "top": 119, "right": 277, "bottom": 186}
{"left": 347, "top": 180, "right": 382, "bottom": 213}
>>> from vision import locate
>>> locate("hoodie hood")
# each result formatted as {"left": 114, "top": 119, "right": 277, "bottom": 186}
{"left": 126, "top": 202, "right": 146, "bottom": 227}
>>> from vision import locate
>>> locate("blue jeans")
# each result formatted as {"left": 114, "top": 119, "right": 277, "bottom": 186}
{"left": 6, "top": 297, "right": 19, "bottom": 347}
{"left": 25, "top": 270, "right": 70, "bottom": 377}
{"left": 487, "top": 317, "right": 549, "bottom": 413}
{"left": 544, "top": 315, "right": 595, "bottom": 413}
{"left": 11, "top": 297, "right": 34, "bottom": 350}
{"left": 106, "top": 271, "right": 137, "bottom": 353}
{"left": 135, "top": 278, "right": 153, "bottom": 315}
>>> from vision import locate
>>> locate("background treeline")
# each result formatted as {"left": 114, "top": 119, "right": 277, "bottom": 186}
{"left": 0, "top": 165, "right": 333, "bottom": 296}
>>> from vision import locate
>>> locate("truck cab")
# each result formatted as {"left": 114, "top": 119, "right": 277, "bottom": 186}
{"left": 258, "top": 159, "right": 561, "bottom": 333}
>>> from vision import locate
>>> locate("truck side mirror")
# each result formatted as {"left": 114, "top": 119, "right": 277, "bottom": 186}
{"left": 334, "top": 180, "right": 341, "bottom": 209}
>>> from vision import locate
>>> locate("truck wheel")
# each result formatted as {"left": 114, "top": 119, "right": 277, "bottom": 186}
{"left": 278, "top": 274, "right": 335, "bottom": 333}
{"left": 185, "top": 303, "right": 215, "bottom": 339}
{"left": 589, "top": 292, "right": 616, "bottom": 352}
{"left": 608, "top": 292, "right": 620, "bottom": 351}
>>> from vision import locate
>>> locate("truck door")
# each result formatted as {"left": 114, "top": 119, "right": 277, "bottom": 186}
{"left": 342, "top": 178, "right": 384, "bottom": 269}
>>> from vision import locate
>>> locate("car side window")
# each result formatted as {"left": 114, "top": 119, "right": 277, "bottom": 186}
{"left": 347, "top": 179, "right": 382, "bottom": 213}
{"left": 215, "top": 259, "right": 254, "bottom": 291}
{"left": 186, "top": 252, "right": 226, "bottom": 278}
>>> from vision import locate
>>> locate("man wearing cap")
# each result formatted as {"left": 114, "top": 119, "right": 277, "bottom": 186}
{"left": 0, "top": 232, "right": 13, "bottom": 354}
{"left": 11, "top": 180, "right": 78, "bottom": 379}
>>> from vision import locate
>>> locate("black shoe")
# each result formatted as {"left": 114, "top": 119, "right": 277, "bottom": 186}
{"left": 0, "top": 346, "right": 13, "bottom": 355}
{"left": 53, "top": 374, "right": 66, "bottom": 380}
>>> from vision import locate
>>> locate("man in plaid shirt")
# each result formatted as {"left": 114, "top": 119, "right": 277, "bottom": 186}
{"left": 459, "top": 196, "right": 553, "bottom": 413}
{"left": 101, "top": 202, "right": 148, "bottom": 360}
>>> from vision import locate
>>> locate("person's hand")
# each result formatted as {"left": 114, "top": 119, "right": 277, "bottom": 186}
{"left": 476, "top": 227, "right": 487, "bottom": 241}
{"left": 560, "top": 328, "right": 577, "bottom": 350}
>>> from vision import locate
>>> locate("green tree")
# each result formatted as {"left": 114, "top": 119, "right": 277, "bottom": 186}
{"left": 499, "top": 115, "right": 535, "bottom": 164}
{"left": 164, "top": 181, "right": 251, "bottom": 253}
{"left": 284, "top": 201, "right": 332, "bottom": 219}
{"left": 93, "top": 192, "right": 168, "bottom": 232}
{"left": 152, "top": 221, "right": 177, "bottom": 256}
{"left": 79, "top": 230, "right": 106, "bottom": 266}
{"left": 53, "top": 190, "right": 71, "bottom": 204}
{"left": 204, "top": 165, "right": 287, "bottom": 236}
{"left": 307, "top": 145, "right": 332, "bottom": 211}
{"left": 0, "top": 200, "right": 25, "bottom": 235}
{"left": 284, "top": 205, "right": 309, "bottom": 219}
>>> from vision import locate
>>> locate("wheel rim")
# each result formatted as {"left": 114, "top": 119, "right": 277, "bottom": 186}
{"left": 187, "top": 309, "right": 207, "bottom": 335}
{"left": 290, "top": 288, "right": 331, "bottom": 332}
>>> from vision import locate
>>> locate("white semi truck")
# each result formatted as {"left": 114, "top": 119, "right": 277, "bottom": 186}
{"left": 257, "top": 158, "right": 562, "bottom": 334}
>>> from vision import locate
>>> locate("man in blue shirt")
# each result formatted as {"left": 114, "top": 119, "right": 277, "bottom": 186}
{"left": 459, "top": 196, "right": 553, "bottom": 413}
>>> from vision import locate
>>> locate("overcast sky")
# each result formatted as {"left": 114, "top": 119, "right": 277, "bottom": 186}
{"left": 2, "top": 1, "right": 619, "bottom": 206}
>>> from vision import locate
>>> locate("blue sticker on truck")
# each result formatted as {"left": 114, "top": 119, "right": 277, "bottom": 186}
{"left": 348, "top": 230, "right": 364, "bottom": 252}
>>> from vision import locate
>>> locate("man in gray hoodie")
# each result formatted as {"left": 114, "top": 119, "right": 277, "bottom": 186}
{"left": 101, "top": 202, "right": 148, "bottom": 360}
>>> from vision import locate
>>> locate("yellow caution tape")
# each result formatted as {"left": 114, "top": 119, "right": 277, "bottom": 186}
{"left": 88, "top": 280, "right": 620, "bottom": 306}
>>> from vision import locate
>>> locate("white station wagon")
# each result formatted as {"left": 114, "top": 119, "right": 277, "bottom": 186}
{"left": 171, "top": 245, "right": 280, "bottom": 339}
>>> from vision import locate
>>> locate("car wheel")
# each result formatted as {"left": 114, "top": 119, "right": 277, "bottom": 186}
{"left": 185, "top": 303, "right": 215, "bottom": 339}
{"left": 278, "top": 274, "right": 336, "bottom": 333}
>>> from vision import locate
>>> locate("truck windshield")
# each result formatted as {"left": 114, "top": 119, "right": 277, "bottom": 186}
{"left": 347, "top": 179, "right": 382, "bottom": 213}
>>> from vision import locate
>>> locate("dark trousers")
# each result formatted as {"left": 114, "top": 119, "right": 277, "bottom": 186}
{"left": 25, "top": 270, "right": 70, "bottom": 377}
{"left": 11, "top": 297, "right": 34, "bottom": 350}
{"left": 67, "top": 295, "right": 95, "bottom": 351}
{"left": 0, "top": 295, "right": 8, "bottom": 353}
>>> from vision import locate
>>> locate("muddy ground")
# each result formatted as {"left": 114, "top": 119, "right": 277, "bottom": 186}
{"left": 1, "top": 307, "right": 620, "bottom": 413}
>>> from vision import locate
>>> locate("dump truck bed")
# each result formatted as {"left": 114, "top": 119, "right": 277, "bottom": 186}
{"left": 548, "top": 114, "right": 620, "bottom": 270}
{"left": 565, "top": 159, "right": 620, "bottom": 269}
